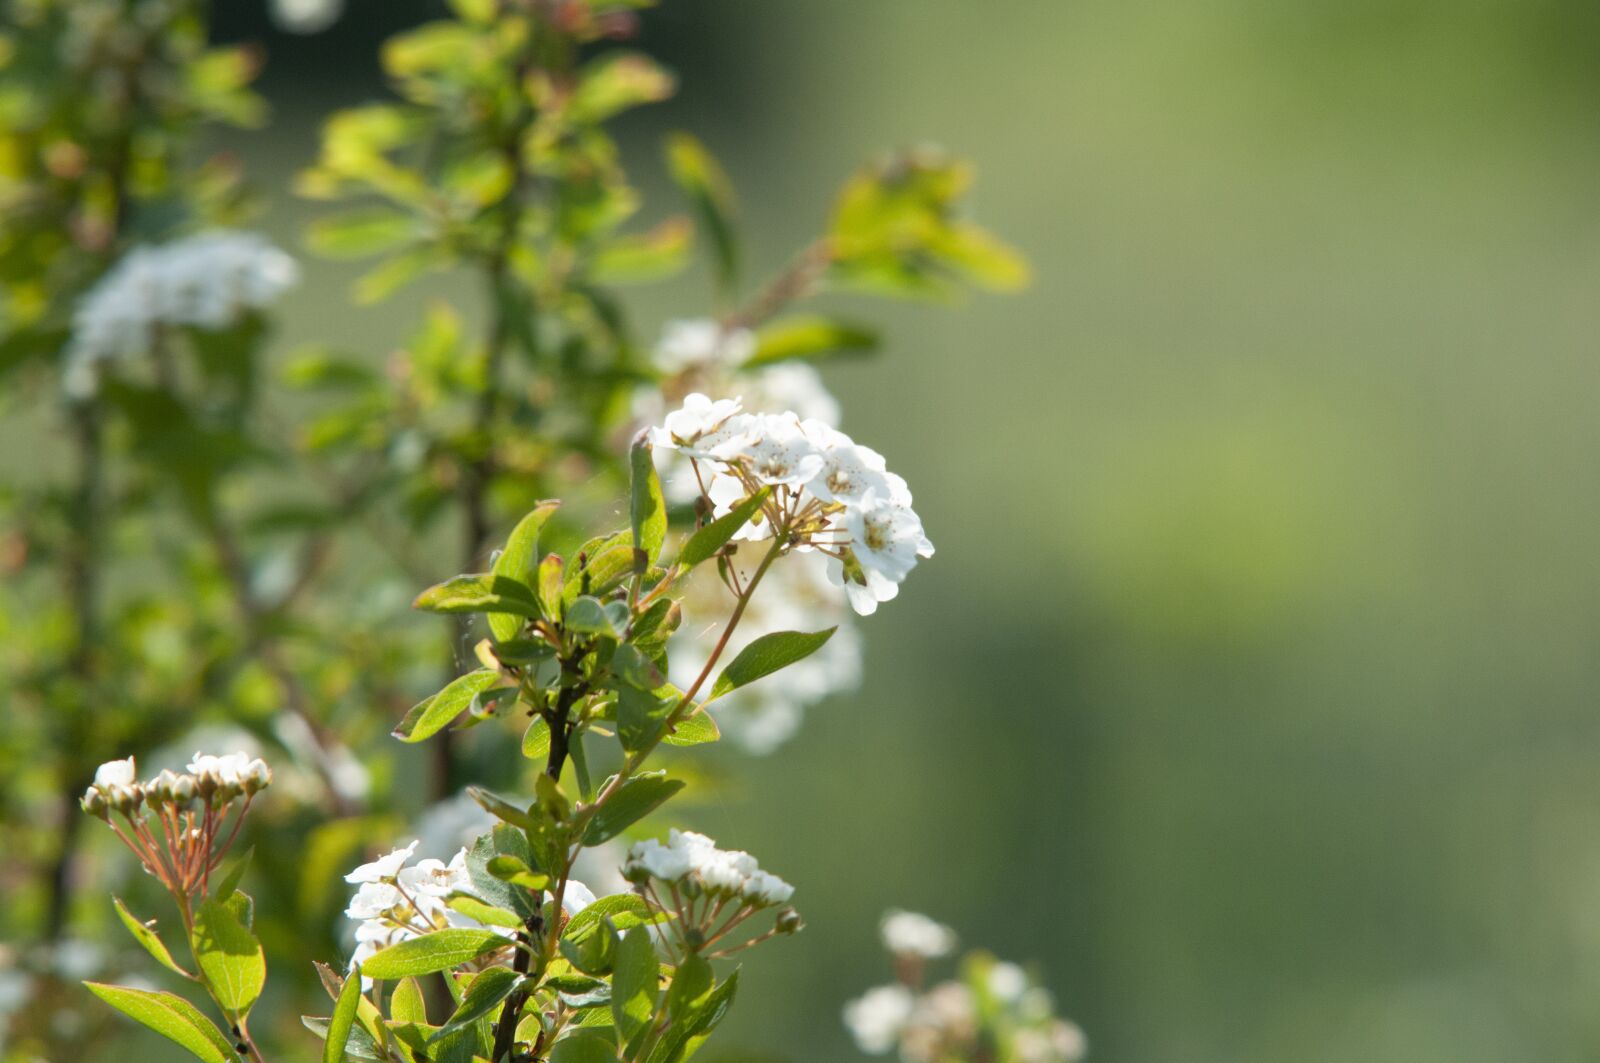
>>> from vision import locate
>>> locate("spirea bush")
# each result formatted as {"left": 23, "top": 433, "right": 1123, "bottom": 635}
{"left": 0, "top": 1, "right": 1075, "bottom": 1061}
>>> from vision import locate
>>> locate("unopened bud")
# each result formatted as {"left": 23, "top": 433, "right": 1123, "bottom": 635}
{"left": 241, "top": 758, "right": 272, "bottom": 795}
{"left": 108, "top": 783, "right": 144, "bottom": 814}
{"left": 775, "top": 907, "right": 805, "bottom": 935}
{"left": 148, "top": 769, "right": 183, "bottom": 805}
{"left": 172, "top": 773, "right": 198, "bottom": 805}
{"left": 80, "top": 787, "right": 108, "bottom": 820}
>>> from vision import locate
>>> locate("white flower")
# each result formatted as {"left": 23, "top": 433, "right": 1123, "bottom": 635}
{"left": 802, "top": 421, "right": 891, "bottom": 506}
{"left": 344, "top": 882, "right": 400, "bottom": 921}
{"left": 398, "top": 850, "right": 470, "bottom": 899}
{"left": 187, "top": 751, "right": 254, "bottom": 786}
{"left": 826, "top": 557, "right": 902, "bottom": 617}
{"left": 845, "top": 491, "right": 933, "bottom": 583}
{"left": 651, "top": 393, "right": 750, "bottom": 459}
{"left": 653, "top": 318, "right": 756, "bottom": 374}
{"left": 988, "top": 961, "right": 1029, "bottom": 1003}
{"left": 562, "top": 879, "right": 597, "bottom": 916}
{"left": 843, "top": 984, "right": 915, "bottom": 1054}
{"left": 63, "top": 231, "right": 297, "bottom": 400}
{"left": 624, "top": 830, "right": 792, "bottom": 907}
{"left": 881, "top": 909, "right": 956, "bottom": 958}
{"left": 94, "top": 758, "right": 136, "bottom": 788}
{"left": 623, "top": 837, "right": 694, "bottom": 883}
{"left": 742, "top": 869, "right": 795, "bottom": 905}
{"left": 737, "top": 413, "right": 826, "bottom": 487}
{"left": 756, "top": 363, "right": 841, "bottom": 427}
{"left": 345, "top": 840, "right": 419, "bottom": 884}
{"left": 270, "top": 0, "right": 345, "bottom": 34}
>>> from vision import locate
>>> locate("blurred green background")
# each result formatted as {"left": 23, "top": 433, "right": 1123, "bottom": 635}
{"left": 125, "top": 1, "right": 1600, "bottom": 1060}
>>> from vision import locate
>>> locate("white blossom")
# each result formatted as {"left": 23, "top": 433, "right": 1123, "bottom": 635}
{"left": 344, "top": 882, "right": 401, "bottom": 921}
{"left": 881, "top": 909, "right": 957, "bottom": 959}
{"left": 737, "top": 413, "right": 826, "bottom": 486}
{"left": 186, "top": 751, "right": 255, "bottom": 787}
{"left": 653, "top": 318, "right": 756, "bottom": 374}
{"left": 270, "top": 0, "right": 345, "bottom": 34}
{"left": 845, "top": 490, "right": 934, "bottom": 583}
{"left": 842, "top": 984, "right": 915, "bottom": 1054}
{"left": 988, "top": 961, "right": 1029, "bottom": 1003}
{"left": 623, "top": 829, "right": 793, "bottom": 908}
{"left": 344, "top": 840, "right": 419, "bottom": 884}
{"left": 63, "top": 230, "right": 298, "bottom": 400}
{"left": 93, "top": 758, "right": 136, "bottom": 788}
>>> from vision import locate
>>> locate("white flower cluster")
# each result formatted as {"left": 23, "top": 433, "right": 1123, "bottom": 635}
{"left": 639, "top": 319, "right": 841, "bottom": 505}
{"left": 845, "top": 913, "right": 1085, "bottom": 1063}
{"left": 623, "top": 829, "right": 794, "bottom": 907}
{"left": 670, "top": 546, "right": 862, "bottom": 753}
{"left": 81, "top": 752, "right": 271, "bottom": 816}
{"left": 651, "top": 396, "right": 933, "bottom": 615}
{"left": 63, "top": 229, "right": 298, "bottom": 399}
{"left": 881, "top": 908, "right": 958, "bottom": 959}
{"left": 343, "top": 839, "right": 599, "bottom": 975}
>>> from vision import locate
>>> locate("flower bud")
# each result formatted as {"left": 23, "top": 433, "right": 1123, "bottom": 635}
{"left": 241, "top": 758, "right": 272, "bottom": 795}
{"left": 775, "top": 907, "right": 805, "bottom": 935}
{"left": 80, "top": 787, "right": 109, "bottom": 820}
{"left": 171, "top": 773, "right": 198, "bottom": 806}
{"left": 107, "top": 783, "right": 144, "bottom": 815}
{"left": 147, "top": 769, "right": 183, "bottom": 805}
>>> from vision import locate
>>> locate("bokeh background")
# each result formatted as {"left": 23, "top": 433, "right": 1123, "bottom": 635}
{"left": 26, "top": 1, "right": 1600, "bottom": 1061}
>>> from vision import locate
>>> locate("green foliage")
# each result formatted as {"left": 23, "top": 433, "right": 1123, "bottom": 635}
{"left": 83, "top": 983, "right": 238, "bottom": 1063}
{"left": 191, "top": 897, "right": 266, "bottom": 1018}
{"left": 323, "top": 965, "right": 364, "bottom": 1063}
{"left": 708, "top": 629, "right": 837, "bottom": 701}
{"left": 360, "top": 929, "right": 513, "bottom": 980}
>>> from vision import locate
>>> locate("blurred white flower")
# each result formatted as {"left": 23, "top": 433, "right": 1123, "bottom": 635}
{"left": 988, "top": 960, "right": 1029, "bottom": 1003}
{"left": 64, "top": 230, "right": 297, "bottom": 400}
{"left": 881, "top": 909, "right": 957, "bottom": 959}
{"left": 843, "top": 984, "right": 915, "bottom": 1054}
{"left": 270, "top": 0, "right": 344, "bottom": 34}
{"left": 654, "top": 318, "right": 756, "bottom": 374}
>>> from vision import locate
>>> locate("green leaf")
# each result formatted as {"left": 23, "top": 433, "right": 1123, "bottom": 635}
{"left": 708, "top": 628, "right": 836, "bottom": 701}
{"left": 492, "top": 638, "right": 556, "bottom": 667}
{"left": 571, "top": 52, "right": 676, "bottom": 123}
{"left": 393, "top": 669, "right": 504, "bottom": 743}
{"left": 666, "top": 131, "right": 739, "bottom": 297}
{"left": 630, "top": 434, "right": 668, "bottom": 567}
{"left": 306, "top": 208, "right": 421, "bottom": 259}
{"left": 430, "top": 967, "right": 520, "bottom": 1044}
{"left": 745, "top": 315, "right": 880, "bottom": 368}
{"left": 360, "top": 929, "right": 512, "bottom": 980}
{"left": 562, "top": 542, "right": 637, "bottom": 606}
{"left": 617, "top": 684, "right": 673, "bottom": 753}
{"left": 486, "top": 855, "right": 551, "bottom": 891}
{"left": 389, "top": 977, "right": 427, "bottom": 1025}
{"left": 565, "top": 596, "right": 629, "bottom": 639}
{"left": 561, "top": 895, "right": 656, "bottom": 946}
{"left": 490, "top": 502, "right": 561, "bottom": 642}
{"left": 324, "top": 963, "right": 363, "bottom": 1063}
{"left": 583, "top": 772, "right": 685, "bottom": 844}
{"left": 213, "top": 848, "right": 252, "bottom": 904}
{"left": 646, "top": 970, "right": 738, "bottom": 1063}
{"left": 84, "top": 983, "right": 237, "bottom": 1063}
{"left": 537, "top": 554, "right": 566, "bottom": 620}
{"left": 665, "top": 954, "right": 714, "bottom": 1019}
{"left": 550, "top": 1029, "right": 620, "bottom": 1063}
{"left": 112, "top": 897, "right": 191, "bottom": 979}
{"left": 593, "top": 217, "right": 693, "bottom": 284}
{"left": 191, "top": 898, "right": 266, "bottom": 1018}
{"left": 678, "top": 488, "right": 770, "bottom": 569}
{"left": 302, "top": 1015, "right": 386, "bottom": 1061}
{"left": 610, "top": 929, "right": 660, "bottom": 1044}
{"left": 445, "top": 894, "right": 522, "bottom": 928}
{"left": 466, "top": 826, "right": 544, "bottom": 921}
{"left": 414, "top": 574, "right": 542, "bottom": 617}
{"left": 523, "top": 717, "right": 552, "bottom": 760}
{"left": 662, "top": 711, "right": 720, "bottom": 747}
{"left": 465, "top": 787, "right": 534, "bottom": 831}
{"left": 352, "top": 245, "right": 440, "bottom": 305}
